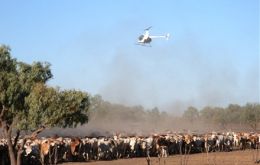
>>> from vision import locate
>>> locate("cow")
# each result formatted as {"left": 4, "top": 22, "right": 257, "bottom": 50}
{"left": 204, "top": 135, "right": 217, "bottom": 152}
{"left": 193, "top": 135, "right": 205, "bottom": 153}
{"left": 224, "top": 137, "right": 233, "bottom": 152}
{"left": 65, "top": 137, "right": 83, "bottom": 162}
{"left": 97, "top": 138, "right": 117, "bottom": 160}
{"left": 40, "top": 138, "right": 53, "bottom": 165}
{"left": 86, "top": 137, "right": 99, "bottom": 160}
{"left": 156, "top": 135, "right": 169, "bottom": 157}
{"left": 22, "top": 139, "right": 41, "bottom": 165}
{"left": 39, "top": 137, "right": 67, "bottom": 165}
{"left": 135, "top": 138, "right": 147, "bottom": 157}
{"left": 128, "top": 137, "right": 137, "bottom": 158}
{"left": 81, "top": 137, "right": 93, "bottom": 161}
{"left": 116, "top": 137, "right": 131, "bottom": 158}
{"left": 167, "top": 135, "right": 179, "bottom": 155}
{"left": 216, "top": 134, "right": 225, "bottom": 152}
{"left": 0, "top": 139, "right": 9, "bottom": 165}
{"left": 233, "top": 132, "right": 240, "bottom": 149}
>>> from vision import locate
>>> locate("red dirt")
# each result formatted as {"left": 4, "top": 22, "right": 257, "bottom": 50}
{"left": 63, "top": 150, "right": 260, "bottom": 165}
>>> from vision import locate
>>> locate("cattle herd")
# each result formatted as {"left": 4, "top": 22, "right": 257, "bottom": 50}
{"left": 0, "top": 131, "right": 259, "bottom": 165}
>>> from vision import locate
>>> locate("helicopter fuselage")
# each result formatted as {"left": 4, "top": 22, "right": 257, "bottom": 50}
{"left": 138, "top": 35, "right": 152, "bottom": 44}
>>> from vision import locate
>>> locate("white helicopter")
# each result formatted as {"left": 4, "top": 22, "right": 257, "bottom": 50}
{"left": 137, "top": 26, "right": 170, "bottom": 46}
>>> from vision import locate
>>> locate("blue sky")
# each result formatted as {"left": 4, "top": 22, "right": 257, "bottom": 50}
{"left": 1, "top": 0, "right": 259, "bottom": 112}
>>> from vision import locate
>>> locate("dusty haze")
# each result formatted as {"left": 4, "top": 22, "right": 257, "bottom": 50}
{"left": 99, "top": 37, "right": 259, "bottom": 112}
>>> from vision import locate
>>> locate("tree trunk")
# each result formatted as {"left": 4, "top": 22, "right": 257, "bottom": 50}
{"left": 16, "top": 140, "right": 25, "bottom": 165}
{"left": 3, "top": 122, "right": 17, "bottom": 165}
{"left": 2, "top": 119, "right": 45, "bottom": 165}
{"left": 17, "top": 127, "right": 45, "bottom": 165}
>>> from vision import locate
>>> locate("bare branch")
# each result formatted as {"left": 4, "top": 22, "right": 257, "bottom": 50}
{"left": 23, "top": 125, "right": 46, "bottom": 140}
{"left": 0, "top": 105, "right": 9, "bottom": 129}
{"left": 2, "top": 121, "right": 8, "bottom": 135}
{"left": 0, "top": 105, "right": 7, "bottom": 120}
{"left": 31, "top": 125, "right": 45, "bottom": 138}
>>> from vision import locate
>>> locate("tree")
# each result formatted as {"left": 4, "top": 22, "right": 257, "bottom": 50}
{"left": 199, "top": 106, "right": 220, "bottom": 125}
{"left": 0, "top": 45, "right": 90, "bottom": 165}
{"left": 212, "top": 107, "right": 228, "bottom": 129}
{"left": 225, "top": 104, "right": 242, "bottom": 124}
{"left": 242, "top": 103, "right": 260, "bottom": 131}
{"left": 183, "top": 106, "right": 199, "bottom": 123}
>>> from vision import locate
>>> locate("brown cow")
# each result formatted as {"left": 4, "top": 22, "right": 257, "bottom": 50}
{"left": 40, "top": 138, "right": 64, "bottom": 165}
{"left": 66, "top": 137, "right": 82, "bottom": 161}
{"left": 40, "top": 139, "right": 52, "bottom": 164}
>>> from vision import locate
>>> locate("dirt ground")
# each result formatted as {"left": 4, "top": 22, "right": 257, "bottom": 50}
{"left": 63, "top": 150, "right": 260, "bottom": 165}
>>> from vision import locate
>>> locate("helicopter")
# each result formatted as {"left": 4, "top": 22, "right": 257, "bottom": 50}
{"left": 137, "top": 26, "right": 170, "bottom": 46}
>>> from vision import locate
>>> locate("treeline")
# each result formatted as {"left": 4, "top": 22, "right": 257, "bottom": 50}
{"left": 182, "top": 103, "right": 260, "bottom": 131}
{"left": 86, "top": 95, "right": 260, "bottom": 133}
{"left": 85, "top": 95, "right": 171, "bottom": 135}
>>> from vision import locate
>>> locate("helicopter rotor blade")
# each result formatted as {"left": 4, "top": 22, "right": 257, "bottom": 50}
{"left": 144, "top": 26, "right": 152, "bottom": 31}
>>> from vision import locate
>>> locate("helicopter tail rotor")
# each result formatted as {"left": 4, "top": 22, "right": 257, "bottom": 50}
{"left": 165, "top": 33, "right": 170, "bottom": 40}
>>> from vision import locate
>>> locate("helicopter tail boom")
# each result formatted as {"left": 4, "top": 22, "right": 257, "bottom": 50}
{"left": 149, "top": 33, "right": 170, "bottom": 40}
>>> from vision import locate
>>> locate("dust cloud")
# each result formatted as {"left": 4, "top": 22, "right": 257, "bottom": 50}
{"left": 99, "top": 36, "right": 259, "bottom": 112}
{"left": 42, "top": 36, "right": 259, "bottom": 137}
{"left": 41, "top": 102, "right": 220, "bottom": 137}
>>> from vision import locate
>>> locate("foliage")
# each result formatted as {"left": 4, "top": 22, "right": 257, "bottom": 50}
{"left": 225, "top": 104, "right": 242, "bottom": 123}
{"left": 0, "top": 45, "right": 89, "bottom": 131}
{"left": 182, "top": 106, "right": 199, "bottom": 123}
{"left": 241, "top": 103, "right": 260, "bottom": 130}
{"left": 194, "top": 103, "right": 260, "bottom": 131}
{"left": 200, "top": 106, "right": 217, "bottom": 122}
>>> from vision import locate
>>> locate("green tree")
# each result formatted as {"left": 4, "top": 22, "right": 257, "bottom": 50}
{"left": 200, "top": 106, "right": 217, "bottom": 123}
{"left": 149, "top": 107, "right": 160, "bottom": 125}
{"left": 226, "top": 104, "right": 242, "bottom": 124}
{"left": 0, "top": 45, "right": 90, "bottom": 165}
{"left": 242, "top": 103, "right": 260, "bottom": 131}
{"left": 213, "top": 107, "right": 228, "bottom": 129}
{"left": 183, "top": 106, "right": 199, "bottom": 123}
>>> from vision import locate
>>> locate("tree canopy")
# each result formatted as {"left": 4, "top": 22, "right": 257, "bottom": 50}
{"left": 0, "top": 45, "right": 89, "bottom": 131}
{"left": 182, "top": 106, "right": 199, "bottom": 123}
{"left": 0, "top": 45, "right": 90, "bottom": 165}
